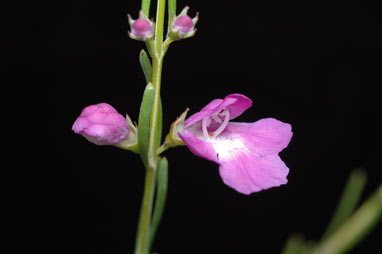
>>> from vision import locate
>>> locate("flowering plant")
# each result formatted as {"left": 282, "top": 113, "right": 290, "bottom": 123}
{"left": 72, "top": 0, "right": 382, "bottom": 253}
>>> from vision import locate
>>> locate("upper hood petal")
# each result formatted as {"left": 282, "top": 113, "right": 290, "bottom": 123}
{"left": 185, "top": 94, "right": 252, "bottom": 127}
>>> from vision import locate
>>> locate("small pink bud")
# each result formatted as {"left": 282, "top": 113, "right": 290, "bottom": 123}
{"left": 173, "top": 15, "right": 194, "bottom": 33}
{"left": 128, "top": 11, "right": 154, "bottom": 41}
{"left": 72, "top": 103, "right": 129, "bottom": 146}
{"left": 170, "top": 6, "right": 198, "bottom": 40}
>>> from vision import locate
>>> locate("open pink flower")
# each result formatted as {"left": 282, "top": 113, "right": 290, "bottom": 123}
{"left": 179, "top": 94, "right": 293, "bottom": 195}
{"left": 72, "top": 103, "right": 129, "bottom": 145}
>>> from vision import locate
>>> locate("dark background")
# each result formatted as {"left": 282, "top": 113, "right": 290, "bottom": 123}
{"left": 10, "top": 0, "right": 381, "bottom": 252}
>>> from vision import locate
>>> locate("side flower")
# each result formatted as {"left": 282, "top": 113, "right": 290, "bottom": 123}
{"left": 72, "top": 103, "right": 138, "bottom": 152}
{"left": 178, "top": 94, "right": 293, "bottom": 195}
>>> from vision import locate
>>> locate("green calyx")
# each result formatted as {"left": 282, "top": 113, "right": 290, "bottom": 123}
{"left": 115, "top": 114, "right": 139, "bottom": 153}
{"left": 164, "top": 108, "right": 189, "bottom": 148}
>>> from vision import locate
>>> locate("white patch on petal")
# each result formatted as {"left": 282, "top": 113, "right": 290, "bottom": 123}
{"left": 211, "top": 137, "right": 249, "bottom": 161}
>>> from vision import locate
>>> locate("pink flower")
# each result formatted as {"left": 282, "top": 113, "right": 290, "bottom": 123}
{"left": 128, "top": 11, "right": 154, "bottom": 41}
{"left": 72, "top": 103, "right": 129, "bottom": 146}
{"left": 179, "top": 94, "right": 293, "bottom": 195}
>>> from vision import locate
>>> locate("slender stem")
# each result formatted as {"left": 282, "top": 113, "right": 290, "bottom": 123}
{"left": 154, "top": 0, "right": 166, "bottom": 56}
{"left": 135, "top": 1, "right": 167, "bottom": 253}
{"left": 148, "top": 0, "right": 166, "bottom": 168}
{"left": 134, "top": 169, "right": 156, "bottom": 254}
{"left": 156, "top": 143, "right": 169, "bottom": 155}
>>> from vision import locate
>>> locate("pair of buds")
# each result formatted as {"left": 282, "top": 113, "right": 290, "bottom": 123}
{"left": 128, "top": 6, "right": 199, "bottom": 41}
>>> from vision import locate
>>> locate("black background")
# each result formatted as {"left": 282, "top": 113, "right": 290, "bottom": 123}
{"left": 10, "top": 0, "right": 381, "bottom": 252}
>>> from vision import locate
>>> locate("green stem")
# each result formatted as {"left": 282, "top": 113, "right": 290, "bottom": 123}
{"left": 147, "top": 57, "right": 163, "bottom": 167}
{"left": 147, "top": 0, "right": 166, "bottom": 168}
{"left": 135, "top": 1, "right": 167, "bottom": 253}
{"left": 156, "top": 143, "right": 169, "bottom": 155}
{"left": 134, "top": 169, "right": 156, "bottom": 254}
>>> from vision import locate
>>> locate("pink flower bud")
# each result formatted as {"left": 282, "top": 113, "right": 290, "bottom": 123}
{"left": 128, "top": 11, "right": 154, "bottom": 41}
{"left": 72, "top": 103, "right": 129, "bottom": 146}
{"left": 170, "top": 6, "right": 198, "bottom": 40}
{"left": 173, "top": 15, "right": 194, "bottom": 33}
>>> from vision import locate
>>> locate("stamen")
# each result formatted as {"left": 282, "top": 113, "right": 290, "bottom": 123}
{"left": 202, "top": 109, "right": 230, "bottom": 139}
{"left": 210, "top": 109, "right": 230, "bottom": 137}
{"left": 202, "top": 116, "right": 210, "bottom": 139}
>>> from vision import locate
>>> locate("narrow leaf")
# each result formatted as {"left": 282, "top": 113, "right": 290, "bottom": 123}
{"left": 313, "top": 185, "right": 382, "bottom": 254}
{"left": 141, "top": 0, "right": 151, "bottom": 16}
{"left": 139, "top": 49, "right": 153, "bottom": 83}
{"left": 283, "top": 234, "right": 315, "bottom": 254}
{"left": 321, "top": 168, "right": 367, "bottom": 241}
{"left": 138, "top": 83, "right": 155, "bottom": 167}
{"left": 149, "top": 157, "right": 169, "bottom": 251}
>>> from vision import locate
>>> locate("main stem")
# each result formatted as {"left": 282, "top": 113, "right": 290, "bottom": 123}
{"left": 135, "top": 0, "right": 166, "bottom": 254}
{"left": 134, "top": 169, "right": 156, "bottom": 254}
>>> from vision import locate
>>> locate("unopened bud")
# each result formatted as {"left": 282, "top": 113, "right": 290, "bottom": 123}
{"left": 128, "top": 11, "right": 154, "bottom": 41}
{"left": 170, "top": 6, "right": 198, "bottom": 40}
{"left": 72, "top": 103, "right": 130, "bottom": 146}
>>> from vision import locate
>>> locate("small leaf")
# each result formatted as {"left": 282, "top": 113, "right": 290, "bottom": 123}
{"left": 149, "top": 157, "right": 169, "bottom": 251}
{"left": 139, "top": 49, "right": 153, "bottom": 83}
{"left": 138, "top": 83, "right": 155, "bottom": 167}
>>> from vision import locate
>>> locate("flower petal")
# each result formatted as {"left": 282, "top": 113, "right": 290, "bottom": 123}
{"left": 218, "top": 152, "right": 289, "bottom": 195}
{"left": 179, "top": 129, "right": 219, "bottom": 163}
{"left": 224, "top": 94, "right": 253, "bottom": 120}
{"left": 185, "top": 94, "right": 252, "bottom": 127}
{"left": 222, "top": 118, "right": 292, "bottom": 157}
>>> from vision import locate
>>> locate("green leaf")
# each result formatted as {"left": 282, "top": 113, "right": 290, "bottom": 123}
{"left": 168, "top": 0, "right": 176, "bottom": 29}
{"left": 313, "top": 185, "right": 382, "bottom": 254}
{"left": 139, "top": 49, "right": 153, "bottom": 83}
{"left": 321, "top": 168, "right": 367, "bottom": 241}
{"left": 283, "top": 234, "right": 315, "bottom": 254}
{"left": 138, "top": 83, "right": 155, "bottom": 167}
{"left": 149, "top": 157, "right": 168, "bottom": 251}
{"left": 141, "top": 0, "right": 151, "bottom": 16}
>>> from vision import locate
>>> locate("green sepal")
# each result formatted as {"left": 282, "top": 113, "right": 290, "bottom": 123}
{"left": 149, "top": 157, "right": 168, "bottom": 251}
{"left": 139, "top": 49, "right": 153, "bottom": 83}
{"left": 164, "top": 108, "right": 188, "bottom": 148}
{"left": 115, "top": 114, "right": 139, "bottom": 153}
{"left": 138, "top": 83, "right": 155, "bottom": 167}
